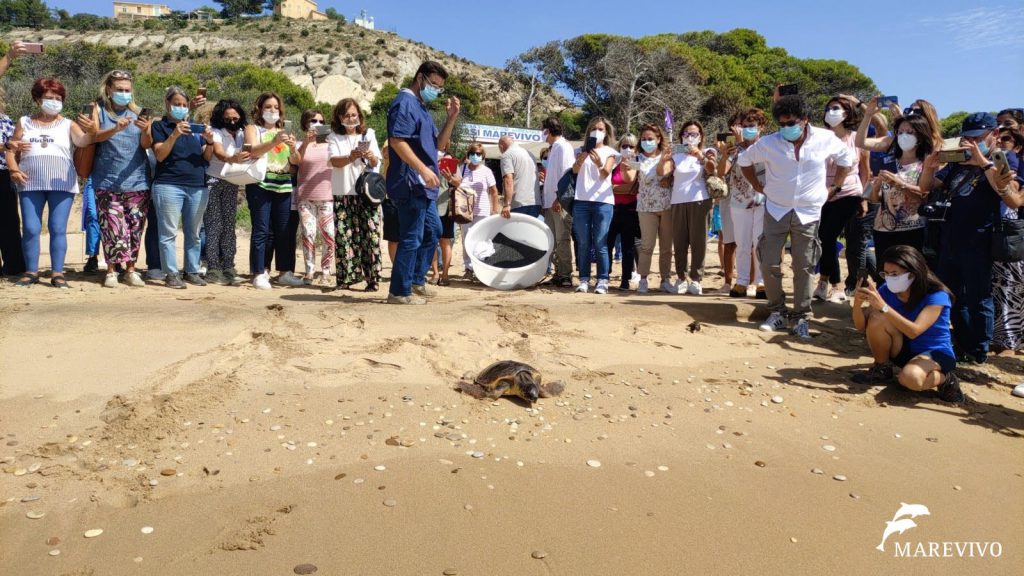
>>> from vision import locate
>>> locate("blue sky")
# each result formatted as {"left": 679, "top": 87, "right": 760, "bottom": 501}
{"left": 45, "top": 0, "right": 1024, "bottom": 117}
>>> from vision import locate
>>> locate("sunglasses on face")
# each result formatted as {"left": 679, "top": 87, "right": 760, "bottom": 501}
{"left": 777, "top": 120, "right": 801, "bottom": 127}
{"left": 903, "top": 107, "right": 922, "bottom": 116}
{"left": 999, "top": 135, "right": 1014, "bottom": 143}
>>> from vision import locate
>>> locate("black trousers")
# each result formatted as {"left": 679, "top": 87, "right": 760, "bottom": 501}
{"left": 817, "top": 196, "right": 861, "bottom": 285}
{"left": 843, "top": 202, "right": 876, "bottom": 291}
{"left": 0, "top": 170, "right": 25, "bottom": 276}
{"left": 607, "top": 202, "right": 639, "bottom": 282}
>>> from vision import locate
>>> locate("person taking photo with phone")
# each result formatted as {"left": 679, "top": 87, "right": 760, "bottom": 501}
{"left": 667, "top": 121, "right": 717, "bottom": 295}
{"left": 918, "top": 112, "right": 1023, "bottom": 364}
{"left": 572, "top": 116, "right": 619, "bottom": 295}
{"left": 203, "top": 99, "right": 250, "bottom": 286}
{"left": 86, "top": 69, "right": 152, "bottom": 288}
{"left": 6, "top": 77, "right": 96, "bottom": 289}
{"left": 149, "top": 85, "right": 213, "bottom": 289}
{"left": 718, "top": 108, "right": 768, "bottom": 299}
{"left": 328, "top": 98, "right": 381, "bottom": 291}
{"left": 850, "top": 245, "right": 963, "bottom": 403}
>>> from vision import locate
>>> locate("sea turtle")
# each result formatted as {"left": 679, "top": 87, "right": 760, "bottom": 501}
{"left": 459, "top": 361, "right": 565, "bottom": 404}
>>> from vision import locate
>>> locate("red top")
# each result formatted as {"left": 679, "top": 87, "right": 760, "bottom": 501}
{"left": 611, "top": 165, "right": 637, "bottom": 206}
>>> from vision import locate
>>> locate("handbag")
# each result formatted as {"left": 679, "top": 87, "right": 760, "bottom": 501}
{"left": 210, "top": 156, "right": 267, "bottom": 186}
{"left": 992, "top": 205, "right": 1024, "bottom": 263}
{"left": 73, "top": 144, "right": 95, "bottom": 179}
{"left": 452, "top": 183, "right": 476, "bottom": 224}
{"left": 706, "top": 174, "right": 729, "bottom": 200}
{"left": 556, "top": 169, "right": 576, "bottom": 214}
{"left": 356, "top": 169, "right": 386, "bottom": 205}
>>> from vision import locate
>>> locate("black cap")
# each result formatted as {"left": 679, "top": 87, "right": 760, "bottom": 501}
{"left": 960, "top": 112, "right": 997, "bottom": 137}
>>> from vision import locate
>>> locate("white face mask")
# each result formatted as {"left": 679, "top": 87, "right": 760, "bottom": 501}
{"left": 342, "top": 120, "right": 360, "bottom": 129}
{"left": 41, "top": 99, "right": 63, "bottom": 115}
{"left": 884, "top": 272, "right": 913, "bottom": 294}
{"left": 683, "top": 134, "right": 700, "bottom": 145}
{"left": 263, "top": 110, "right": 280, "bottom": 124}
{"left": 590, "top": 130, "right": 605, "bottom": 142}
{"left": 897, "top": 133, "right": 918, "bottom": 151}
{"left": 825, "top": 109, "right": 846, "bottom": 127}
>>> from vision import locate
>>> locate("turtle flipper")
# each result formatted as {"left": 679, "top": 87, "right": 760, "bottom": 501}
{"left": 458, "top": 380, "right": 491, "bottom": 399}
{"left": 539, "top": 379, "right": 566, "bottom": 398}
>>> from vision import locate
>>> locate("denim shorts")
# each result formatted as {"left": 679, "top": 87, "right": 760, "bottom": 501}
{"left": 893, "top": 348, "right": 956, "bottom": 374}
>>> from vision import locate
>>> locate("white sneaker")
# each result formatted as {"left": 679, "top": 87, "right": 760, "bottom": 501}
{"left": 813, "top": 280, "right": 830, "bottom": 301}
{"left": 576, "top": 282, "right": 589, "bottom": 293}
{"left": 659, "top": 280, "right": 675, "bottom": 293}
{"left": 125, "top": 271, "right": 146, "bottom": 287}
{"left": 687, "top": 280, "right": 702, "bottom": 295}
{"left": 103, "top": 272, "right": 119, "bottom": 288}
{"left": 828, "top": 287, "right": 848, "bottom": 303}
{"left": 253, "top": 273, "right": 272, "bottom": 290}
{"left": 198, "top": 264, "right": 208, "bottom": 277}
{"left": 790, "top": 318, "right": 812, "bottom": 340}
{"left": 594, "top": 280, "right": 608, "bottom": 295}
{"left": 630, "top": 271, "right": 641, "bottom": 284}
{"left": 276, "top": 271, "right": 304, "bottom": 286}
{"left": 1012, "top": 383, "right": 1024, "bottom": 398}
{"left": 638, "top": 278, "right": 649, "bottom": 294}
{"left": 759, "top": 311, "right": 788, "bottom": 332}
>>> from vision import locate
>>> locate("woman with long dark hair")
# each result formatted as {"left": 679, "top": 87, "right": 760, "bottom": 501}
{"left": 203, "top": 99, "right": 249, "bottom": 285}
{"left": 851, "top": 245, "right": 963, "bottom": 403}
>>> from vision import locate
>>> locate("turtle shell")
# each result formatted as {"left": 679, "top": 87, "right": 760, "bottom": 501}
{"left": 474, "top": 361, "right": 540, "bottom": 389}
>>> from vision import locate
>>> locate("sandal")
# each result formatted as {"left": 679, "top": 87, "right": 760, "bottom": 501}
{"left": 14, "top": 273, "right": 40, "bottom": 287}
{"left": 438, "top": 274, "right": 450, "bottom": 287}
{"left": 50, "top": 275, "right": 70, "bottom": 289}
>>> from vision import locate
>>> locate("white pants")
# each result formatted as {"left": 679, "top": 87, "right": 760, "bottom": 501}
{"left": 731, "top": 204, "right": 764, "bottom": 286}
{"left": 460, "top": 215, "right": 487, "bottom": 270}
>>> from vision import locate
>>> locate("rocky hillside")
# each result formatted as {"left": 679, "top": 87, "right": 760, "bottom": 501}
{"left": 7, "top": 18, "right": 568, "bottom": 119}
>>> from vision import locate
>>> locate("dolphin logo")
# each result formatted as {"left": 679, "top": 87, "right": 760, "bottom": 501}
{"left": 876, "top": 502, "right": 931, "bottom": 551}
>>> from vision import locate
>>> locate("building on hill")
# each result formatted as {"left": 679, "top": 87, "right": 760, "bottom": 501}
{"left": 112, "top": 1, "right": 171, "bottom": 20}
{"left": 275, "top": 0, "right": 328, "bottom": 20}
{"left": 353, "top": 9, "right": 374, "bottom": 30}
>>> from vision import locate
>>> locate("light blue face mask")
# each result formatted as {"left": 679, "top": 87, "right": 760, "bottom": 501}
{"left": 742, "top": 127, "right": 760, "bottom": 141}
{"left": 112, "top": 92, "right": 133, "bottom": 106}
{"left": 780, "top": 123, "right": 803, "bottom": 142}
{"left": 421, "top": 78, "right": 441, "bottom": 103}
{"left": 468, "top": 154, "right": 482, "bottom": 165}
{"left": 640, "top": 140, "right": 657, "bottom": 153}
{"left": 541, "top": 159, "right": 548, "bottom": 168}
{"left": 977, "top": 140, "right": 990, "bottom": 157}
{"left": 170, "top": 105, "right": 189, "bottom": 121}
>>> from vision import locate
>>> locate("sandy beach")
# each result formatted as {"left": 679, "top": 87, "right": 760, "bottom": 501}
{"left": 1, "top": 223, "right": 1022, "bottom": 576}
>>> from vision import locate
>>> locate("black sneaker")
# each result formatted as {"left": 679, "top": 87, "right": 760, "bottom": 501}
{"left": 83, "top": 256, "right": 99, "bottom": 274}
{"left": 936, "top": 371, "right": 965, "bottom": 404}
{"left": 851, "top": 363, "right": 894, "bottom": 385}
{"left": 184, "top": 272, "right": 207, "bottom": 286}
{"left": 165, "top": 273, "right": 187, "bottom": 289}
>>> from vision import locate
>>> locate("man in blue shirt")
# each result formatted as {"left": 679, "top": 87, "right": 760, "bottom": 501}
{"left": 919, "top": 112, "right": 1023, "bottom": 363}
{"left": 386, "top": 61, "right": 461, "bottom": 304}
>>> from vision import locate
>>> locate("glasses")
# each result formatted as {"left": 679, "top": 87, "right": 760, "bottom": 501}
{"left": 999, "top": 135, "right": 1014, "bottom": 143}
{"left": 903, "top": 107, "right": 922, "bottom": 116}
{"left": 110, "top": 70, "right": 133, "bottom": 80}
{"left": 879, "top": 270, "right": 907, "bottom": 279}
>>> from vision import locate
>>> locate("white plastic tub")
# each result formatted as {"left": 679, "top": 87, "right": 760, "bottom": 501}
{"left": 464, "top": 213, "right": 554, "bottom": 291}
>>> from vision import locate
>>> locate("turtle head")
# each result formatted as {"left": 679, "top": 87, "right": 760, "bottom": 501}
{"left": 513, "top": 371, "right": 540, "bottom": 403}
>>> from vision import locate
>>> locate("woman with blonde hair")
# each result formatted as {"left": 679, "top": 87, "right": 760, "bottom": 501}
{"left": 244, "top": 91, "right": 299, "bottom": 289}
{"left": 626, "top": 123, "right": 674, "bottom": 293}
{"left": 607, "top": 133, "right": 639, "bottom": 290}
{"left": 86, "top": 69, "right": 153, "bottom": 288}
{"left": 328, "top": 98, "right": 382, "bottom": 290}
{"left": 572, "top": 116, "right": 619, "bottom": 294}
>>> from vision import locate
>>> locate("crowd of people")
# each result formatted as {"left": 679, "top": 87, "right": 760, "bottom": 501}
{"left": 1, "top": 46, "right": 1022, "bottom": 402}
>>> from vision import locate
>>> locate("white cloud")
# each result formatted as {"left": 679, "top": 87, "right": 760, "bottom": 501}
{"left": 919, "top": 6, "right": 1024, "bottom": 50}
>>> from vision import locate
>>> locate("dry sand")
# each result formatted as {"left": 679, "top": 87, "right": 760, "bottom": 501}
{"left": 1, "top": 225, "right": 1022, "bottom": 576}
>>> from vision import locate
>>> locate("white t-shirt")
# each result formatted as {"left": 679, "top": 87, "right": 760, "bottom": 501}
{"left": 327, "top": 128, "right": 381, "bottom": 196}
{"left": 670, "top": 153, "right": 708, "bottom": 204}
{"left": 574, "top": 146, "right": 618, "bottom": 204}
{"left": 207, "top": 127, "right": 244, "bottom": 178}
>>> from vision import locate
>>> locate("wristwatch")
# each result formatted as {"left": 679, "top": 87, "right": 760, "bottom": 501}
{"left": 983, "top": 162, "right": 995, "bottom": 172}
{"left": 880, "top": 304, "right": 890, "bottom": 314}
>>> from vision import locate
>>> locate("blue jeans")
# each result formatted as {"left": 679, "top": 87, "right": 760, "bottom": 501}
{"left": 572, "top": 200, "right": 613, "bottom": 281}
{"left": 246, "top": 184, "right": 293, "bottom": 275}
{"left": 511, "top": 205, "right": 543, "bottom": 219}
{"left": 390, "top": 195, "right": 441, "bottom": 297}
{"left": 20, "top": 190, "right": 75, "bottom": 273}
{"left": 82, "top": 177, "right": 100, "bottom": 257}
{"left": 938, "top": 241, "right": 994, "bottom": 360}
{"left": 152, "top": 183, "right": 209, "bottom": 276}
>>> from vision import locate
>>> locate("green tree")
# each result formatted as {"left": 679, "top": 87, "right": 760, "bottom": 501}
{"left": 1, "top": 42, "right": 129, "bottom": 116}
{"left": 940, "top": 111, "right": 970, "bottom": 138}
{"left": 324, "top": 7, "right": 345, "bottom": 22}
{"left": 213, "top": 0, "right": 265, "bottom": 18}
{"left": 0, "top": 0, "right": 52, "bottom": 27}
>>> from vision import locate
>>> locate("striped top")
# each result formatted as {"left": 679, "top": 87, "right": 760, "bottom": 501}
{"left": 256, "top": 126, "right": 293, "bottom": 194}
{"left": 92, "top": 106, "right": 150, "bottom": 192}
{"left": 16, "top": 116, "right": 79, "bottom": 194}
{"left": 0, "top": 114, "right": 13, "bottom": 171}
